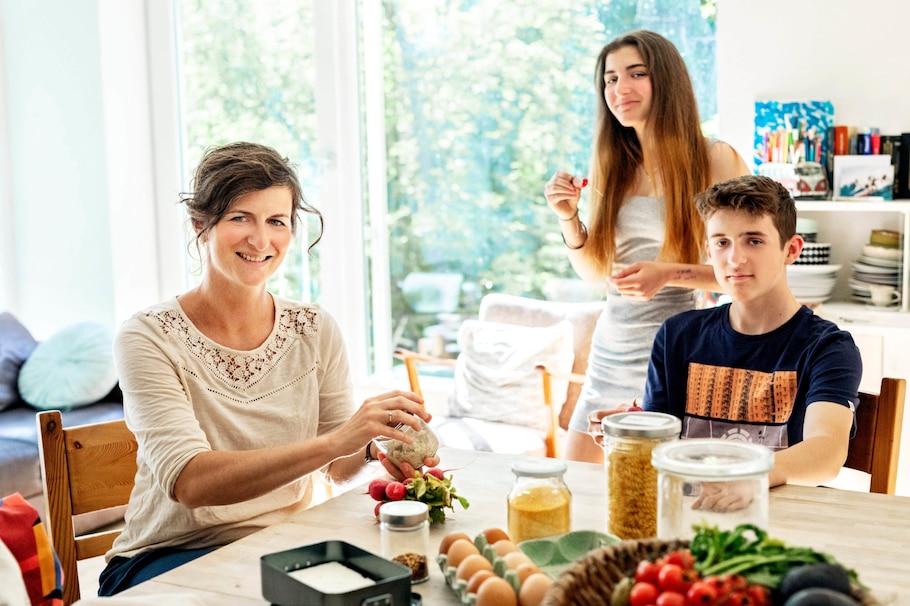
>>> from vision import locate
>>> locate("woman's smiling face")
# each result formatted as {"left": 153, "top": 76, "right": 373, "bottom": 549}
{"left": 204, "top": 185, "right": 293, "bottom": 290}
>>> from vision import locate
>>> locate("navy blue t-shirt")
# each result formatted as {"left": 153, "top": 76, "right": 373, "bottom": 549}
{"left": 643, "top": 304, "right": 862, "bottom": 450}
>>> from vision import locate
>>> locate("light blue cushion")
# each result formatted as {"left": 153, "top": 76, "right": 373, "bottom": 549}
{"left": 17, "top": 322, "right": 118, "bottom": 410}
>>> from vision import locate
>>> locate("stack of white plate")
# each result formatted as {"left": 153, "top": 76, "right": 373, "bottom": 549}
{"left": 787, "top": 264, "right": 840, "bottom": 303}
{"left": 851, "top": 244, "right": 902, "bottom": 304}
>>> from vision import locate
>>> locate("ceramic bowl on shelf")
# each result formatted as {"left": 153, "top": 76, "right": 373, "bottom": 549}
{"left": 870, "top": 229, "right": 901, "bottom": 248}
{"left": 794, "top": 242, "right": 830, "bottom": 265}
{"left": 863, "top": 244, "right": 903, "bottom": 261}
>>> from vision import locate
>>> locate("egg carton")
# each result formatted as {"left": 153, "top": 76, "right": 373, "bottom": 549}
{"left": 437, "top": 533, "right": 522, "bottom": 606}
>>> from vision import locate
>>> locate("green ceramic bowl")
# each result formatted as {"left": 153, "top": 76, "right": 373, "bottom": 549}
{"left": 518, "top": 530, "right": 621, "bottom": 579}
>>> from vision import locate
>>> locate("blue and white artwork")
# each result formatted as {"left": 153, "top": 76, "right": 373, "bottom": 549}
{"left": 833, "top": 155, "right": 894, "bottom": 200}
{"left": 754, "top": 100, "right": 834, "bottom": 169}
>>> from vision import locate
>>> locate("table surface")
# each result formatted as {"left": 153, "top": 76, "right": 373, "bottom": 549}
{"left": 118, "top": 448, "right": 910, "bottom": 605}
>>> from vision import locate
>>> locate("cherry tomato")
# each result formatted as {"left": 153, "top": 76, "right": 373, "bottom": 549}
{"left": 745, "top": 585, "right": 770, "bottom": 606}
{"left": 686, "top": 580, "right": 719, "bottom": 606}
{"left": 630, "top": 581, "right": 660, "bottom": 606}
{"left": 656, "top": 591, "right": 686, "bottom": 606}
{"left": 665, "top": 549, "right": 695, "bottom": 570}
{"left": 658, "top": 564, "right": 695, "bottom": 594}
{"left": 718, "top": 590, "right": 753, "bottom": 606}
{"left": 636, "top": 560, "right": 662, "bottom": 585}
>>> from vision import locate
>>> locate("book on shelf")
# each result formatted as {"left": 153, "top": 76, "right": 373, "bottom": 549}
{"left": 899, "top": 133, "right": 910, "bottom": 199}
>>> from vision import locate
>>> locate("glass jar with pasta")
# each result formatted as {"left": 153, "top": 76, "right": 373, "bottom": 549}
{"left": 602, "top": 411, "right": 680, "bottom": 540}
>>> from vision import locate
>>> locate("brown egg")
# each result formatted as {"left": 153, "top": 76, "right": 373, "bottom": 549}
{"left": 455, "top": 553, "right": 493, "bottom": 582}
{"left": 465, "top": 569, "right": 497, "bottom": 594}
{"left": 514, "top": 561, "right": 541, "bottom": 585}
{"left": 502, "top": 550, "right": 534, "bottom": 570}
{"left": 438, "top": 531, "right": 472, "bottom": 555}
{"left": 481, "top": 527, "right": 511, "bottom": 545}
{"left": 476, "top": 575, "right": 518, "bottom": 606}
{"left": 492, "top": 539, "right": 519, "bottom": 557}
{"left": 445, "top": 538, "right": 480, "bottom": 570}
{"left": 518, "top": 572, "right": 553, "bottom": 606}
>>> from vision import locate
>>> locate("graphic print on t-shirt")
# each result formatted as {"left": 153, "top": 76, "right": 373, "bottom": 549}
{"left": 683, "top": 363, "right": 796, "bottom": 450}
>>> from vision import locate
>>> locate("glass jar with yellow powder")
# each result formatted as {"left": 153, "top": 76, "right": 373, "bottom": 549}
{"left": 507, "top": 459, "right": 571, "bottom": 544}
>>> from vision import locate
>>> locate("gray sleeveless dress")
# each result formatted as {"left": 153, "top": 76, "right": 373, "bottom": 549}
{"left": 568, "top": 194, "right": 699, "bottom": 433}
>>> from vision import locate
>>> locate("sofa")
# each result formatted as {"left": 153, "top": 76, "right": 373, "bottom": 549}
{"left": 0, "top": 312, "right": 125, "bottom": 532}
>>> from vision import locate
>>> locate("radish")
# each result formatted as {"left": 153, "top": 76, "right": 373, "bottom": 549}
{"left": 424, "top": 467, "right": 445, "bottom": 480}
{"left": 385, "top": 481, "right": 407, "bottom": 501}
{"left": 368, "top": 478, "right": 390, "bottom": 501}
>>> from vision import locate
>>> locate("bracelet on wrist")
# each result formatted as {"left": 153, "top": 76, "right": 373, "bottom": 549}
{"left": 558, "top": 207, "right": 579, "bottom": 222}
{"left": 364, "top": 441, "right": 377, "bottom": 463}
{"left": 562, "top": 221, "right": 588, "bottom": 250}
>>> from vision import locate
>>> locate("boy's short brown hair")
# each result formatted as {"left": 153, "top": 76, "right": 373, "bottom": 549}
{"left": 695, "top": 175, "right": 797, "bottom": 247}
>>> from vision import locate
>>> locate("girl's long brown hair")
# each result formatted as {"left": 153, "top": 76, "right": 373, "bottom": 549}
{"left": 587, "top": 30, "right": 710, "bottom": 276}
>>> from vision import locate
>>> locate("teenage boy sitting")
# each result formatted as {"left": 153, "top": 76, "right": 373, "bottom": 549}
{"left": 587, "top": 175, "right": 862, "bottom": 489}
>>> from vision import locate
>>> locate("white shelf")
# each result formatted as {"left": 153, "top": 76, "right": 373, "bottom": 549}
{"left": 795, "top": 201, "right": 910, "bottom": 314}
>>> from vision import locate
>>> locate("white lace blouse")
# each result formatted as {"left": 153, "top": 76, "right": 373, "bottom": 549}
{"left": 106, "top": 296, "right": 353, "bottom": 561}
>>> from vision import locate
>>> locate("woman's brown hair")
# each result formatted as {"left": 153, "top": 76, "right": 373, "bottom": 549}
{"left": 587, "top": 30, "right": 710, "bottom": 275}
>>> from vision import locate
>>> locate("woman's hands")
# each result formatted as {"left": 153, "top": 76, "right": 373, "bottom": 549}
{"left": 346, "top": 390, "right": 440, "bottom": 480}
{"left": 544, "top": 170, "right": 586, "bottom": 220}
{"left": 609, "top": 261, "right": 671, "bottom": 300}
{"left": 691, "top": 480, "right": 755, "bottom": 513}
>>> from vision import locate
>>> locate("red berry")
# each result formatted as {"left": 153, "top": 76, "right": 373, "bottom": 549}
{"left": 385, "top": 481, "right": 407, "bottom": 501}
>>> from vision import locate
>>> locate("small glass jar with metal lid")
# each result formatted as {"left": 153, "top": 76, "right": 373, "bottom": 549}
{"left": 602, "top": 411, "right": 681, "bottom": 539}
{"left": 507, "top": 458, "right": 571, "bottom": 544}
{"left": 652, "top": 439, "right": 774, "bottom": 540}
{"left": 379, "top": 500, "right": 430, "bottom": 583}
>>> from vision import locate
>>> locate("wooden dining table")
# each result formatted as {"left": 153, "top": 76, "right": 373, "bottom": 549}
{"left": 117, "top": 447, "right": 909, "bottom": 605}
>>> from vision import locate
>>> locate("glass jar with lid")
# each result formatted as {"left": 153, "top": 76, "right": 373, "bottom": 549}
{"left": 379, "top": 500, "right": 430, "bottom": 584}
{"left": 507, "top": 459, "right": 571, "bottom": 544}
{"left": 651, "top": 439, "right": 774, "bottom": 540}
{"left": 602, "top": 411, "right": 681, "bottom": 539}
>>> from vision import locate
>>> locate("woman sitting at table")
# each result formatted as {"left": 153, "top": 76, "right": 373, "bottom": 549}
{"left": 98, "top": 142, "right": 437, "bottom": 596}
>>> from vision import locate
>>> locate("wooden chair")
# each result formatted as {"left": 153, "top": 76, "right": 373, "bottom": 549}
{"left": 845, "top": 377, "right": 906, "bottom": 494}
{"left": 395, "top": 293, "right": 602, "bottom": 458}
{"left": 36, "top": 409, "right": 138, "bottom": 605}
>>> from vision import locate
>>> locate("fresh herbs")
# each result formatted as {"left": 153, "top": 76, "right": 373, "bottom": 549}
{"left": 689, "top": 523, "right": 860, "bottom": 590}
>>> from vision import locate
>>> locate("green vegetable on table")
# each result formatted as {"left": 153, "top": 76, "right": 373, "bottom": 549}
{"left": 688, "top": 523, "right": 862, "bottom": 591}
{"left": 407, "top": 470, "right": 470, "bottom": 523}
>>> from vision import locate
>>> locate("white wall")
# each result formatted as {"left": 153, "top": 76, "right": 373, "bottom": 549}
{"left": 717, "top": 0, "right": 910, "bottom": 168}
{"left": 0, "top": 0, "right": 158, "bottom": 338}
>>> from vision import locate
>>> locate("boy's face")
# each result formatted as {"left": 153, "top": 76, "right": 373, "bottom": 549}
{"left": 704, "top": 209, "right": 802, "bottom": 304}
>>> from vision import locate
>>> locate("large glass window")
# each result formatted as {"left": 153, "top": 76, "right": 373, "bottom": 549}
{"left": 378, "top": 0, "right": 718, "bottom": 355}
{"left": 172, "top": 0, "right": 717, "bottom": 378}
{"left": 176, "top": 0, "right": 323, "bottom": 302}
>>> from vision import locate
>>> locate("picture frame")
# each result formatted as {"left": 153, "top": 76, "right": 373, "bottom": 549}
{"left": 833, "top": 155, "right": 894, "bottom": 200}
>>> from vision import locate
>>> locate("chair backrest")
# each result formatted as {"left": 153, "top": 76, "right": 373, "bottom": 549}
{"left": 36, "top": 409, "right": 138, "bottom": 605}
{"left": 478, "top": 293, "right": 602, "bottom": 429}
{"left": 844, "top": 377, "right": 906, "bottom": 494}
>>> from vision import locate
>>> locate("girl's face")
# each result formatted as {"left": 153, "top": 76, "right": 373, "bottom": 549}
{"left": 203, "top": 185, "right": 293, "bottom": 291}
{"left": 603, "top": 45, "right": 653, "bottom": 132}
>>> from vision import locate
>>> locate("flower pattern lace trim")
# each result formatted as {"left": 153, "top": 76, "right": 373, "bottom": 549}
{"left": 148, "top": 306, "right": 318, "bottom": 389}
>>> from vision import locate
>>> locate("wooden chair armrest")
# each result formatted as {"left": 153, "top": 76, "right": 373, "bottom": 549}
{"left": 393, "top": 348, "right": 457, "bottom": 398}
{"left": 535, "top": 363, "right": 586, "bottom": 385}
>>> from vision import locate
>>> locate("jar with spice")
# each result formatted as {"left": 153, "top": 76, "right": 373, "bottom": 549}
{"left": 652, "top": 438, "right": 773, "bottom": 540}
{"left": 379, "top": 500, "right": 430, "bottom": 584}
{"left": 602, "top": 411, "right": 680, "bottom": 540}
{"left": 507, "top": 459, "right": 571, "bottom": 544}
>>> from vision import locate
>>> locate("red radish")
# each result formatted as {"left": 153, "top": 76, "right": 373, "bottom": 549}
{"left": 374, "top": 501, "right": 384, "bottom": 518}
{"left": 385, "top": 481, "right": 407, "bottom": 501}
{"left": 368, "top": 478, "right": 390, "bottom": 501}
{"left": 424, "top": 468, "right": 445, "bottom": 480}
